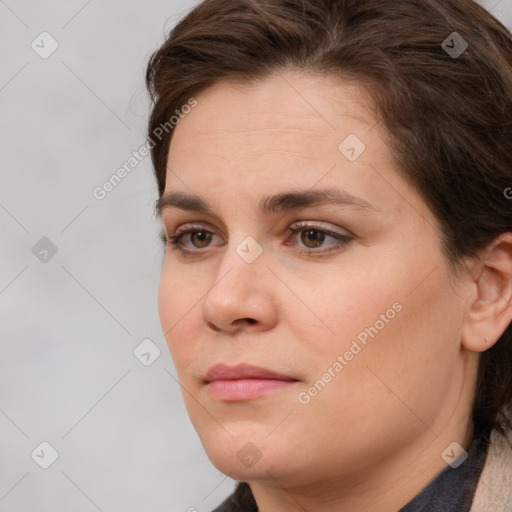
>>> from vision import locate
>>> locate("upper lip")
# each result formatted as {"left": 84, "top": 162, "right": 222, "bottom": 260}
{"left": 205, "top": 363, "right": 298, "bottom": 383}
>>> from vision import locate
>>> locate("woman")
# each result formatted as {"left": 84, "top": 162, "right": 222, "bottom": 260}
{"left": 146, "top": 0, "right": 512, "bottom": 510}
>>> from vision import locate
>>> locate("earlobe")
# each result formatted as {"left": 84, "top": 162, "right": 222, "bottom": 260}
{"left": 461, "top": 233, "right": 512, "bottom": 353}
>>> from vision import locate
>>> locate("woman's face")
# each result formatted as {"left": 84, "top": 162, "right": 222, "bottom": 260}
{"left": 157, "top": 70, "right": 476, "bottom": 488}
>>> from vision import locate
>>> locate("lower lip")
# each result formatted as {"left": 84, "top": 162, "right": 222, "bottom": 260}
{"left": 206, "top": 378, "right": 298, "bottom": 401}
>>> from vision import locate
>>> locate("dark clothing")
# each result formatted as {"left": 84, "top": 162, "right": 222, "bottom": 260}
{"left": 398, "top": 432, "right": 490, "bottom": 512}
{"left": 211, "top": 430, "right": 491, "bottom": 512}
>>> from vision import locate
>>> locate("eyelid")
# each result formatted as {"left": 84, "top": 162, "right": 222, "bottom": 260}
{"left": 288, "top": 220, "right": 352, "bottom": 237}
{"left": 168, "top": 219, "right": 350, "bottom": 238}
{"left": 174, "top": 222, "right": 218, "bottom": 237}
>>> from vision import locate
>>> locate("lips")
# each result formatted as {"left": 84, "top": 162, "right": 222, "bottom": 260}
{"left": 204, "top": 363, "right": 299, "bottom": 401}
{"left": 205, "top": 363, "right": 297, "bottom": 383}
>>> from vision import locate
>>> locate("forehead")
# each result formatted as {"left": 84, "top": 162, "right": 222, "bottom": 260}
{"left": 163, "top": 70, "right": 418, "bottom": 219}
{"left": 172, "top": 71, "right": 375, "bottom": 140}
{"left": 168, "top": 72, "right": 374, "bottom": 165}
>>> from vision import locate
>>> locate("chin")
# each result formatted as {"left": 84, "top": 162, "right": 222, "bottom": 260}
{"left": 208, "top": 453, "right": 273, "bottom": 482}
{"left": 196, "top": 424, "right": 287, "bottom": 479}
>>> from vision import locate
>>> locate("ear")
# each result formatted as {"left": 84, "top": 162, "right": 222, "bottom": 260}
{"left": 461, "top": 232, "right": 512, "bottom": 353}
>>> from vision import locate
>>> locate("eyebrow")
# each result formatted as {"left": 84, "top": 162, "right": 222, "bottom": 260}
{"left": 155, "top": 187, "right": 380, "bottom": 219}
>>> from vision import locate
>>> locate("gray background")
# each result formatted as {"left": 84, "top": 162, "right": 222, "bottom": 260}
{"left": 1, "top": 1, "right": 511, "bottom": 511}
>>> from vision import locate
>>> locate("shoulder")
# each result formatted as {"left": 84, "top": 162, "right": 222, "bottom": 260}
{"left": 470, "top": 427, "right": 512, "bottom": 511}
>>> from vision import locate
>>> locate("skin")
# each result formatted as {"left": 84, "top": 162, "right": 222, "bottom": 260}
{"left": 157, "top": 69, "right": 512, "bottom": 512}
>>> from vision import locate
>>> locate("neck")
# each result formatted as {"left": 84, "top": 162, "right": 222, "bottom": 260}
{"left": 249, "top": 410, "right": 474, "bottom": 512}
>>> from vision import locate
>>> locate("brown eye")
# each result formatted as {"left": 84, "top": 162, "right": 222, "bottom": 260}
{"left": 189, "top": 231, "right": 213, "bottom": 248}
{"left": 287, "top": 221, "right": 353, "bottom": 256}
{"left": 300, "top": 229, "right": 326, "bottom": 248}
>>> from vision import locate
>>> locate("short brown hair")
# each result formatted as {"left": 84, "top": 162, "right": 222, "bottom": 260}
{"left": 145, "top": 0, "right": 512, "bottom": 439}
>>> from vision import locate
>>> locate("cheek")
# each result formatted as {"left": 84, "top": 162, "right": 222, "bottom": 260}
{"left": 157, "top": 267, "right": 204, "bottom": 365}
{"left": 286, "top": 261, "right": 404, "bottom": 354}
{"left": 307, "top": 251, "right": 462, "bottom": 426}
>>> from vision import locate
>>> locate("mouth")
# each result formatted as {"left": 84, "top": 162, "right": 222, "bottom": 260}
{"left": 204, "top": 363, "right": 300, "bottom": 402}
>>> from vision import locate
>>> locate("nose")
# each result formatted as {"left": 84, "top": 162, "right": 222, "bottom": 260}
{"left": 201, "top": 241, "right": 278, "bottom": 334}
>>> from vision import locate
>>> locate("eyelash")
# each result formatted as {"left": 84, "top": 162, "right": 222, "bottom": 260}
{"left": 159, "top": 221, "right": 353, "bottom": 258}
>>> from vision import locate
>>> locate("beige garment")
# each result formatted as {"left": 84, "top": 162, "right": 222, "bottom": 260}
{"left": 470, "top": 427, "right": 512, "bottom": 511}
